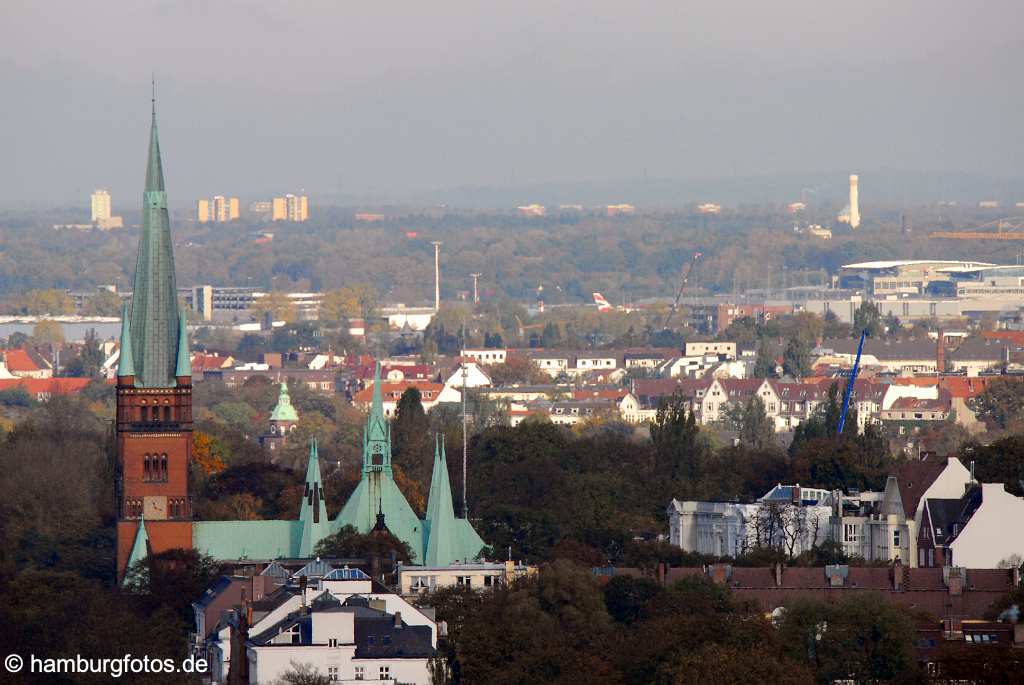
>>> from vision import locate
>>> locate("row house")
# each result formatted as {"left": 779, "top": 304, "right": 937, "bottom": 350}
{"left": 205, "top": 368, "right": 338, "bottom": 394}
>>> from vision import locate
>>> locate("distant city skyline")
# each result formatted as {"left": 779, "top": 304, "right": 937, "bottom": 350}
{"left": 3, "top": 2, "right": 1023, "bottom": 209}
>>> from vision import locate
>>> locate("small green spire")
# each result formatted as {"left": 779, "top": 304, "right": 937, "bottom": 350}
{"left": 117, "top": 302, "right": 135, "bottom": 378}
{"left": 123, "top": 516, "right": 150, "bottom": 585}
{"left": 270, "top": 380, "right": 299, "bottom": 422}
{"left": 175, "top": 310, "right": 191, "bottom": 378}
{"left": 362, "top": 362, "right": 392, "bottom": 473}
{"left": 299, "top": 438, "right": 329, "bottom": 556}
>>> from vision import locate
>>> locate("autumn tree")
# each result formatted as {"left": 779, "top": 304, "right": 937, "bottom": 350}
{"left": 193, "top": 431, "right": 229, "bottom": 476}
{"left": 32, "top": 318, "right": 64, "bottom": 347}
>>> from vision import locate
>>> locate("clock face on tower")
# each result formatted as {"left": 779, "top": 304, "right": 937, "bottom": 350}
{"left": 143, "top": 495, "right": 168, "bottom": 520}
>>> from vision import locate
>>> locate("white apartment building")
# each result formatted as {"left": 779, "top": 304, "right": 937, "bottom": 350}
{"left": 91, "top": 189, "right": 112, "bottom": 222}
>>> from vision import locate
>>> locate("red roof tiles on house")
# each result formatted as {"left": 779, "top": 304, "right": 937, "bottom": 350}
{"left": 0, "top": 377, "right": 91, "bottom": 398}
{"left": 4, "top": 348, "right": 42, "bottom": 372}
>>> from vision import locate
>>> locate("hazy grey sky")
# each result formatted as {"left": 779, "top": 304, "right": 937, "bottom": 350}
{"left": 2, "top": 1, "right": 1022, "bottom": 208}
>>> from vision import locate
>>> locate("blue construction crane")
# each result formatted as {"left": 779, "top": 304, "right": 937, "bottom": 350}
{"left": 837, "top": 330, "right": 867, "bottom": 434}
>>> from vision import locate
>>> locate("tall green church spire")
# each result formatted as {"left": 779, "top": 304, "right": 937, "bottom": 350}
{"left": 128, "top": 96, "right": 186, "bottom": 387}
{"left": 362, "top": 362, "right": 392, "bottom": 474}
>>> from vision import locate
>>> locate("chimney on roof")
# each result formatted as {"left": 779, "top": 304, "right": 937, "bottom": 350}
{"left": 892, "top": 559, "right": 904, "bottom": 591}
{"left": 936, "top": 330, "right": 946, "bottom": 373}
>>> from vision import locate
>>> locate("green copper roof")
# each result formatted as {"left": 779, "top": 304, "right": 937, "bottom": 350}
{"left": 123, "top": 517, "right": 149, "bottom": 585}
{"left": 192, "top": 363, "right": 486, "bottom": 566}
{"left": 299, "top": 439, "right": 330, "bottom": 557}
{"left": 270, "top": 380, "right": 299, "bottom": 422}
{"left": 128, "top": 102, "right": 184, "bottom": 388}
{"left": 193, "top": 520, "right": 303, "bottom": 559}
{"left": 117, "top": 302, "right": 135, "bottom": 377}
{"left": 176, "top": 310, "right": 191, "bottom": 378}
{"left": 335, "top": 469, "right": 425, "bottom": 562}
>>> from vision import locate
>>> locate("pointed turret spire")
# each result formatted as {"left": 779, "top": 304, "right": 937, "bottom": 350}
{"left": 424, "top": 434, "right": 457, "bottom": 566}
{"left": 176, "top": 310, "right": 191, "bottom": 378}
{"left": 362, "top": 362, "right": 392, "bottom": 474}
{"left": 128, "top": 96, "right": 180, "bottom": 387}
{"left": 299, "top": 438, "right": 329, "bottom": 557}
{"left": 123, "top": 516, "right": 150, "bottom": 585}
{"left": 117, "top": 302, "right": 135, "bottom": 378}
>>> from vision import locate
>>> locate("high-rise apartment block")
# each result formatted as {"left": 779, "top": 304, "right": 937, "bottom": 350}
{"left": 266, "top": 193, "right": 309, "bottom": 222}
{"left": 90, "top": 189, "right": 123, "bottom": 229}
{"left": 197, "top": 195, "right": 240, "bottom": 223}
{"left": 91, "top": 189, "right": 112, "bottom": 222}
{"left": 849, "top": 174, "right": 861, "bottom": 229}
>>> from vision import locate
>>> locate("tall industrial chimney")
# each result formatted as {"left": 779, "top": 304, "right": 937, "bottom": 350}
{"left": 849, "top": 174, "right": 860, "bottom": 229}
{"left": 431, "top": 241, "right": 442, "bottom": 311}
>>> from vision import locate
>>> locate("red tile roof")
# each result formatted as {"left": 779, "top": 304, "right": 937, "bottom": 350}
{"left": 0, "top": 377, "right": 91, "bottom": 397}
{"left": 352, "top": 381, "right": 446, "bottom": 404}
{"left": 4, "top": 348, "right": 42, "bottom": 372}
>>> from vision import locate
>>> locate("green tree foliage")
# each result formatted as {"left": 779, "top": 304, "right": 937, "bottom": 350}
{"left": 777, "top": 594, "right": 918, "bottom": 685}
{"left": 651, "top": 391, "right": 710, "bottom": 496}
{"left": 970, "top": 377, "right": 1024, "bottom": 429}
{"left": 737, "top": 396, "right": 775, "bottom": 449}
{"left": 782, "top": 335, "right": 812, "bottom": 378}
{"left": 63, "top": 328, "right": 106, "bottom": 377}
{"left": 392, "top": 387, "right": 433, "bottom": 484}
{"left": 964, "top": 434, "right": 1024, "bottom": 496}
{"left": 753, "top": 337, "right": 777, "bottom": 378}
{"left": 313, "top": 524, "right": 414, "bottom": 562}
{"left": 124, "top": 548, "right": 222, "bottom": 625}
{"left": 853, "top": 301, "right": 884, "bottom": 338}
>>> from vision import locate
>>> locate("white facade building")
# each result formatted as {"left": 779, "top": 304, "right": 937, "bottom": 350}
{"left": 946, "top": 484, "right": 1024, "bottom": 568}
{"left": 668, "top": 485, "right": 833, "bottom": 558}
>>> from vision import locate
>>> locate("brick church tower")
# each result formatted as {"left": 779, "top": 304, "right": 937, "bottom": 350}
{"left": 116, "top": 99, "right": 194, "bottom": 579}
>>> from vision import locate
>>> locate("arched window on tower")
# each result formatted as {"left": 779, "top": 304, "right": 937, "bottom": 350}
{"left": 143, "top": 454, "right": 151, "bottom": 481}
{"left": 140, "top": 405, "right": 149, "bottom": 422}
{"left": 164, "top": 405, "right": 172, "bottom": 422}
{"left": 160, "top": 454, "right": 168, "bottom": 481}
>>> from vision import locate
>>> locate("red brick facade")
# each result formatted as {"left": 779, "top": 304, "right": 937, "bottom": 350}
{"left": 116, "top": 372, "right": 194, "bottom": 578}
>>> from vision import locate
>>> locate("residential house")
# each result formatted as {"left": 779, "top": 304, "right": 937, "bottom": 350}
{"left": 460, "top": 348, "right": 507, "bottom": 365}
{"left": 352, "top": 381, "right": 461, "bottom": 417}
{"left": 922, "top": 482, "right": 1024, "bottom": 568}
{"left": 831, "top": 457, "right": 972, "bottom": 566}
{"left": 3, "top": 348, "right": 53, "bottom": 379}
{"left": 397, "top": 560, "right": 536, "bottom": 597}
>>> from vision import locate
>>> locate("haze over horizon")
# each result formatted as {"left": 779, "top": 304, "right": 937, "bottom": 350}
{"left": 3, "top": 1, "right": 1023, "bottom": 209}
